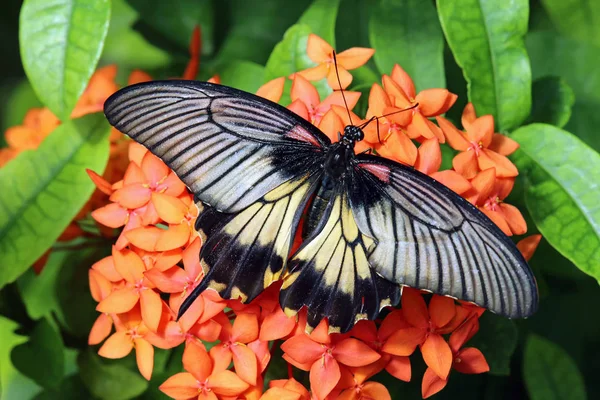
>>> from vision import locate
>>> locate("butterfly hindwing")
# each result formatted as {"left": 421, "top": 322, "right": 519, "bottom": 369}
{"left": 104, "top": 80, "right": 330, "bottom": 213}
{"left": 182, "top": 171, "right": 321, "bottom": 309}
{"left": 280, "top": 185, "right": 400, "bottom": 333}
{"left": 347, "top": 155, "right": 538, "bottom": 318}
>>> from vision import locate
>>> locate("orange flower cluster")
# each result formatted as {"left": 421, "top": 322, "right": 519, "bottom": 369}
{"left": 84, "top": 33, "right": 542, "bottom": 399}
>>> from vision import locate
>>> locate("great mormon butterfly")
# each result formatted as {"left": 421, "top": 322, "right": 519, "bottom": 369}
{"left": 103, "top": 80, "right": 538, "bottom": 333}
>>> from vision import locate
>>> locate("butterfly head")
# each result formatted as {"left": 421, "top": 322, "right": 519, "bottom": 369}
{"left": 342, "top": 125, "right": 364, "bottom": 145}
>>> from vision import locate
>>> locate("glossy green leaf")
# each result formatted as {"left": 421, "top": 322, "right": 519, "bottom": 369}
{"left": 438, "top": 0, "right": 531, "bottom": 131}
{"left": 0, "top": 316, "right": 41, "bottom": 399}
{"left": 298, "top": 0, "right": 340, "bottom": 46}
{"left": 19, "top": 0, "right": 111, "bottom": 120}
{"left": 511, "top": 123, "right": 600, "bottom": 282}
{"left": 467, "top": 313, "right": 517, "bottom": 376}
{"left": 0, "top": 114, "right": 110, "bottom": 288}
{"left": 527, "top": 77, "right": 575, "bottom": 128}
{"left": 541, "top": 0, "right": 600, "bottom": 47}
{"left": 335, "top": 0, "right": 371, "bottom": 50}
{"left": 219, "top": 61, "right": 265, "bottom": 93}
{"left": 370, "top": 0, "right": 445, "bottom": 90}
{"left": 78, "top": 350, "right": 148, "bottom": 400}
{"left": 523, "top": 334, "right": 586, "bottom": 400}
{"left": 527, "top": 30, "right": 600, "bottom": 151}
{"left": 101, "top": 0, "right": 170, "bottom": 69}
{"left": 214, "top": 0, "right": 311, "bottom": 66}
{"left": 12, "top": 318, "right": 64, "bottom": 390}
{"left": 265, "top": 24, "right": 332, "bottom": 104}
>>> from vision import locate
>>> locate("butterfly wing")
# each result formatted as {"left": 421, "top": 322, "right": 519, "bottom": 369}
{"left": 104, "top": 80, "right": 329, "bottom": 311}
{"left": 280, "top": 183, "right": 400, "bottom": 333}
{"left": 347, "top": 154, "right": 538, "bottom": 319}
{"left": 104, "top": 80, "right": 330, "bottom": 212}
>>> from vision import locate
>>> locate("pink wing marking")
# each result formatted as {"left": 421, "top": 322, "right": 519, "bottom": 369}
{"left": 285, "top": 125, "right": 322, "bottom": 148}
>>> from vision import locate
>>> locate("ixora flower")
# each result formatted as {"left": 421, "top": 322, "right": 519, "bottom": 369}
{"left": 81, "top": 32, "right": 544, "bottom": 400}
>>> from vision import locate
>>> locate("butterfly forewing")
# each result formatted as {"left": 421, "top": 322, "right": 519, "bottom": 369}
{"left": 348, "top": 154, "right": 538, "bottom": 318}
{"left": 104, "top": 80, "right": 330, "bottom": 213}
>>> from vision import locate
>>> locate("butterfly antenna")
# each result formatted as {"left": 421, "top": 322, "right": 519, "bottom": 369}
{"left": 332, "top": 50, "right": 353, "bottom": 126}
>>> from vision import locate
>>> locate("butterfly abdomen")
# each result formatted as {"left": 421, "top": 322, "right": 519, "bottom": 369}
{"left": 303, "top": 175, "right": 335, "bottom": 239}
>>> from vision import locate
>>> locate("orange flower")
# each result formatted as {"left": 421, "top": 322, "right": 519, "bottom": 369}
{"left": 467, "top": 168, "right": 527, "bottom": 236}
{"left": 262, "top": 378, "right": 310, "bottom": 400}
{"left": 98, "top": 308, "right": 155, "bottom": 380}
{"left": 381, "top": 65, "right": 455, "bottom": 141}
{"left": 437, "top": 105, "right": 519, "bottom": 179}
{"left": 160, "top": 340, "right": 249, "bottom": 399}
{"left": 296, "top": 34, "right": 374, "bottom": 89}
{"left": 350, "top": 311, "right": 411, "bottom": 382}
{"left": 257, "top": 77, "right": 285, "bottom": 103}
{"left": 88, "top": 269, "right": 115, "bottom": 345}
{"left": 335, "top": 363, "right": 392, "bottom": 400}
{"left": 96, "top": 247, "right": 163, "bottom": 332}
{"left": 288, "top": 74, "right": 361, "bottom": 125}
{"left": 422, "top": 317, "right": 489, "bottom": 398}
{"left": 414, "top": 138, "right": 472, "bottom": 195}
{"left": 382, "top": 288, "right": 470, "bottom": 380}
{"left": 517, "top": 234, "right": 542, "bottom": 261}
{"left": 209, "top": 313, "right": 261, "bottom": 386}
{"left": 281, "top": 320, "right": 381, "bottom": 400}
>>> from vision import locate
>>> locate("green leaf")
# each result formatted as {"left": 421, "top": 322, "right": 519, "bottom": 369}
{"left": 437, "top": 0, "right": 531, "bottom": 131}
{"left": 540, "top": 0, "right": 600, "bottom": 47}
{"left": 213, "top": 0, "right": 312, "bottom": 67}
{"left": 265, "top": 24, "right": 332, "bottom": 104}
{"left": 33, "top": 375, "right": 90, "bottom": 400}
{"left": 527, "top": 30, "right": 600, "bottom": 151}
{"left": 78, "top": 350, "right": 148, "bottom": 400}
{"left": 298, "top": 0, "right": 340, "bottom": 46}
{"left": 19, "top": 0, "right": 111, "bottom": 120}
{"left": 527, "top": 77, "right": 575, "bottom": 128}
{"left": 0, "top": 114, "right": 110, "bottom": 288}
{"left": 335, "top": 0, "right": 371, "bottom": 50}
{"left": 370, "top": 0, "right": 445, "bottom": 90}
{"left": 219, "top": 61, "right": 265, "bottom": 93}
{"left": 55, "top": 246, "right": 110, "bottom": 337}
{"left": 511, "top": 124, "right": 600, "bottom": 282}
{"left": 11, "top": 318, "right": 64, "bottom": 390}
{"left": 17, "top": 251, "right": 65, "bottom": 320}
{"left": 467, "top": 313, "right": 517, "bottom": 376}
{"left": 523, "top": 334, "right": 586, "bottom": 400}
{"left": 101, "top": 0, "right": 171, "bottom": 69}
{"left": 0, "top": 316, "right": 41, "bottom": 399}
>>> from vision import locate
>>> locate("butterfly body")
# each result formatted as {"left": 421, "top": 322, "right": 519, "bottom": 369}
{"left": 104, "top": 80, "right": 538, "bottom": 333}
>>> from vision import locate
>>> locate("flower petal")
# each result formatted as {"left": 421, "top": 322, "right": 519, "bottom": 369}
{"left": 232, "top": 313, "right": 259, "bottom": 343}
{"left": 421, "top": 333, "right": 453, "bottom": 380}
{"left": 430, "top": 170, "right": 472, "bottom": 195}
{"left": 416, "top": 89, "right": 453, "bottom": 116}
{"left": 288, "top": 99, "right": 310, "bottom": 121}
{"left": 110, "top": 184, "right": 151, "bottom": 209}
{"left": 517, "top": 234, "right": 542, "bottom": 261}
{"left": 92, "top": 255, "right": 122, "bottom": 282}
{"left": 231, "top": 344, "right": 258, "bottom": 385}
{"left": 500, "top": 203, "right": 527, "bottom": 235}
{"left": 381, "top": 327, "right": 426, "bottom": 356}
{"left": 379, "top": 310, "right": 409, "bottom": 341}
{"left": 296, "top": 64, "right": 329, "bottom": 82}
{"left": 421, "top": 367, "right": 448, "bottom": 399}
{"left": 429, "top": 295, "right": 456, "bottom": 329}
{"left": 144, "top": 267, "right": 187, "bottom": 293}
{"left": 385, "top": 355, "right": 411, "bottom": 382}
{"left": 92, "top": 203, "right": 129, "bottom": 229}
{"left": 113, "top": 247, "right": 145, "bottom": 282}
{"left": 318, "top": 109, "right": 345, "bottom": 143}
{"left": 478, "top": 149, "right": 518, "bottom": 178}
{"left": 326, "top": 66, "right": 352, "bottom": 90}
{"left": 134, "top": 338, "right": 154, "bottom": 380}
{"left": 183, "top": 340, "right": 212, "bottom": 381}
{"left": 377, "top": 129, "right": 418, "bottom": 166}
{"left": 453, "top": 347, "right": 490, "bottom": 374}
{"left": 333, "top": 338, "right": 381, "bottom": 367}
{"left": 461, "top": 103, "right": 477, "bottom": 130}
{"left": 152, "top": 193, "right": 187, "bottom": 224}
{"left": 86, "top": 169, "right": 114, "bottom": 195}
{"left": 98, "top": 331, "right": 133, "bottom": 358}
{"left": 156, "top": 223, "right": 190, "bottom": 251}
{"left": 415, "top": 138, "right": 441, "bottom": 175}
{"left": 481, "top": 208, "right": 512, "bottom": 235}
{"left": 125, "top": 226, "right": 163, "bottom": 251}
{"left": 291, "top": 74, "right": 320, "bottom": 110}
{"left": 159, "top": 372, "right": 200, "bottom": 399}
{"left": 401, "top": 288, "right": 429, "bottom": 328}
{"left": 96, "top": 288, "right": 139, "bottom": 314}
{"left": 436, "top": 116, "right": 469, "bottom": 151}
{"left": 452, "top": 151, "right": 479, "bottom": 179}
{"left": 140, "top": 289, "right": 162, "bottom": 332}
{"left": 361, "top": 381, "right": 391, "bottom": 400}
{"left": 336, "top": 47, "right": 375, "bottom": 69}
{"left": 209, "top": 370, "right": 250, "bottom": 396}
{"left": 89, "top": 269, "right": 112, "bottom": 302}
{"left": 281, "top": 334, "right": 324, "bottom": 364}
{"left": 489, "top": 133, "right": 519, "bottom": 156}
{"left": 261, "top": 387, "right": 302, "bottom": 400}
{"left": 306, "top": 34, "right": 333, "bottom": 63}
{"left": 390, "top": 64, "right": 416, "bottom": 100}
{"left": 89, "top": 313, "right": 113, "bottom": 345}
{"left": 257, "top": 77, "right": 285, "bottom": 103}
{"left": 310, "top": 357, "right": 341, "bottom": 400}
{"left": 260, "top": 306, "right": 296, "bottom": 341}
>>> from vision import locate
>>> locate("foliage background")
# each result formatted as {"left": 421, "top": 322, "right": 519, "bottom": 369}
{"left": 0, "top": 0, "right": 598, "bottom": 399}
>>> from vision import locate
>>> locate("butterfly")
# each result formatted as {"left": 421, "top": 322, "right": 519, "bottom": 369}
{"left": 103, "top": 80, "right": 538, "bottom": 333}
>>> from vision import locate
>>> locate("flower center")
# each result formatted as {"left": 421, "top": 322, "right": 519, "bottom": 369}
{"left": 469, "top": 141, "right": 483, "bottom": 156}
{"left": 484, "top": 196, "right": 501, "bottom": 211}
